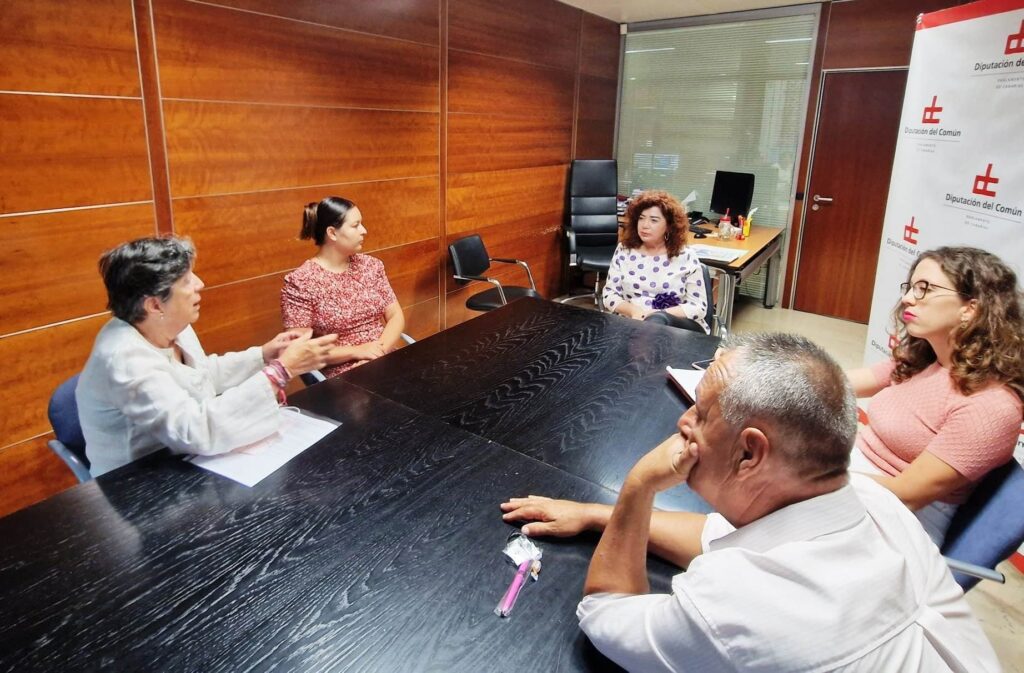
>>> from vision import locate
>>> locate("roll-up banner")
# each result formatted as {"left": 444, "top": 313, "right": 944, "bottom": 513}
{"left": 865, "top": 0, "right": 1024, "bottom": 462}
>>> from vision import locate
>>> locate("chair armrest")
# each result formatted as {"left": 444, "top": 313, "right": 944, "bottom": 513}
{"left": 48, "top": 439, "right": 93, "bottom": 484}
{"left": 489, "top": 258, "right": 537, "bottom": 291}
{"left": 944, "top": 557, "right": 1005, "bottom": 584}
{"left": 565, "top": 229, "right": 578, "bottom": 265}
{"left": 300, "top": 370, "right": 327, "bottom": 386}
{"left": 454, "top": 275, "right": 508, "bottom": 304}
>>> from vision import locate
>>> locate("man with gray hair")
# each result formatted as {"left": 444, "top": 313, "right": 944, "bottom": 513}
{"left": 502, "top": 333, "right": 997, "bottom": 672}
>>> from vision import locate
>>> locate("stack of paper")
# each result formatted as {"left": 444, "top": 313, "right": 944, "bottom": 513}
{"left": 188, "top": 409, "right": 339, "bottom": 486}
{"left": 689, "top": 245, "right": 745, "bottom": 263}
{"left": 666, "top": 366, "right": 705, "bottom": 404}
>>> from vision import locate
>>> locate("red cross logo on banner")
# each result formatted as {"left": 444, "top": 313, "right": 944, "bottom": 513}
{"left": 921, "top": 96, "right": 942, "bottom": 124}
{"left": 903, "top": 216, "right": 919, "bottom": 245}
{"left": 972, "top": 163, "right": 999, "bottom": 197}
{"left": 1007, "top": 19, "right": 1024, "bottom": 54}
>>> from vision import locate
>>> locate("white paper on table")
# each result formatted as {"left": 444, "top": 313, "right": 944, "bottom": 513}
{"left": 681, "top": 190, "right": 698, "bottom": 207}
{"left": 666, "top": 366, "right": 705, "bottom": 405}
{"left": 187, "top": 408, "right": 339, "bottom": 487}
{"left": 688, "top": 244, "right": 745, "bottom": 263}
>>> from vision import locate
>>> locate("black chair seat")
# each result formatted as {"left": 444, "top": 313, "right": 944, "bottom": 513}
{"left": 577, "top": 245, "right": 616, "bottom": 273}
{"left": 450, "top": 234, "right": 541, "bottom": 313}
{"left": 466, "top": 286, "right": 542, "bottom": 312}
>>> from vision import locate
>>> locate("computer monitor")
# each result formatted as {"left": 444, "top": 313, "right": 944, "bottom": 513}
{"left": 709, "top": 170, "right": 755, "bottom": 218}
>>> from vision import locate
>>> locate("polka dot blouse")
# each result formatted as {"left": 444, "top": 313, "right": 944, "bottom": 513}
{"left": 602, "top": 243, "right": 709, "bottom": 333}
{"left": 281, "top": 255, "right": 398, "bottom": 378}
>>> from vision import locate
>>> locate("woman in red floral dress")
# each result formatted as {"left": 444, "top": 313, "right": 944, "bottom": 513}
{"left": 281, "top": 196, "right": 405, "bottom": 378}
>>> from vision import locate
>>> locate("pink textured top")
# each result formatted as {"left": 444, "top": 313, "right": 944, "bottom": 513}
{"left": 281, "top": 255, "right": 397, "bottom": 378}
{"left": 858, "top": 359, "right": 1022, "bottom": 504}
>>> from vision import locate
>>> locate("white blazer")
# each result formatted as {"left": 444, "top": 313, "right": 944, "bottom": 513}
{"left": 77, "top": 318, "right": 280, "bottom": 476}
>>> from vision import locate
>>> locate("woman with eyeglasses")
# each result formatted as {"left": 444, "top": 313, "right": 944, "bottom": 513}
{"left": 846, "top": 246, "right": 1023, "bottom": 544}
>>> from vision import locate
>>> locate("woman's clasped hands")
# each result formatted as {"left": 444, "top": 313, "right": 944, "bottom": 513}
{"left": 263, "top": 329, "right": 338, "bottom": 376}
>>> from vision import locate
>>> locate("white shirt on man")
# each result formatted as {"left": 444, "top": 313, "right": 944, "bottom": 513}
{"left": 577, "top": 474, "right": 998, "bottom": 672}
{"left": 77, "top": 318, "right": 280, "bottom": 476}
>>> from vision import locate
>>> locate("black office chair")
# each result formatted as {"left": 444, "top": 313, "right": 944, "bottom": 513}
{"left": 562, "top": 159, "right": 619, "bottom": 309}
{"left": 448, "top": 235, "right": 541, "bottom": 312}
{"left": 699, "top": 263, "right": 718, "bottom": 334}
{"left": 940, "top": 460, "right": 1024, "bottom": 590}
{"left": 46, "top": 374, "right": 92, "bottom": 483}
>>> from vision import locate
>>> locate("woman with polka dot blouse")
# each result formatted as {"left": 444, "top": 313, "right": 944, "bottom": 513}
{"left": 281, "top": 196, "right": 405, "bottom": 378}
{"left": 602, "top": 190, "right": 709, "bottom": 334}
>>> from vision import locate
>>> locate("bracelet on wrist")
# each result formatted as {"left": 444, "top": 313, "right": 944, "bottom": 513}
{"left": 262, "top": 360, "right": 290, "bottom": 405}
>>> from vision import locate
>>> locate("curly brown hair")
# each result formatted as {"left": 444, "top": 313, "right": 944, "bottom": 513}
{"left": 621, "top": 190, "right": 689, "bottom": 257}
{"left": 891, "top": 246, "right": 1024, "bottom": 401}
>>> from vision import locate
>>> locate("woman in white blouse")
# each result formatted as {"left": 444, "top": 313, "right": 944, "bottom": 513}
{"left": 602, "top": 190, "right": 709, "bottom": 334}
{"left": 77, "top": 237, "right": 338, "bottom": 476}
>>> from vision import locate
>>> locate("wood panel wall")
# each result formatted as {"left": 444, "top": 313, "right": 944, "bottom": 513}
{"left": 0, "top": 0, "right": 619, "bottom": 516}
{"left": 782, "top": 0, "right": 967, "bottom": 306}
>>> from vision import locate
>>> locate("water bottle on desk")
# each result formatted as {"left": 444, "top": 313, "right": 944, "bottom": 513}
{"left": 718, "top": 208, "right": 733, "bottom": 240}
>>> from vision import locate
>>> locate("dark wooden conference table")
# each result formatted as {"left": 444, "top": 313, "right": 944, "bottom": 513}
{"left": 0, "top": 298, "right": 719, "bottom": 672}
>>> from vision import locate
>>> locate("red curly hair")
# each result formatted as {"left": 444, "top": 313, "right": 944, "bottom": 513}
{"left": 621, "top": 190, "right": 689, "bottom": 257}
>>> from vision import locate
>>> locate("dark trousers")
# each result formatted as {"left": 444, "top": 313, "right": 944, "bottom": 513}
{"left": 643, "top": 311, "right": 706, "bottom": 334}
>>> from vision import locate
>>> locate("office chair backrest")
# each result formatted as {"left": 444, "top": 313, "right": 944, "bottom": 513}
{"left": 48, "top": 375, "right": 86, "bottom": 458}
{"left": 700, "top": 263, "right": 715, "bottom": 330}
{"left": 449, "top": 235, "right": 490, "bottom": 281}
{"left": 940, "top": 459, "right": 1024, "bottom": 590}
{"left": 568, "top": 160, "right": 619, "bottom": 245}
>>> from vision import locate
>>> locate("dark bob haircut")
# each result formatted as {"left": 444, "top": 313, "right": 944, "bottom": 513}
{"left": 99, "top": 237, "right": 195, "bottom": 324}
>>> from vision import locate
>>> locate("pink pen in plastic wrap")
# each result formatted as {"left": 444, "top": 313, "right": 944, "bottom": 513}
{"left": 494, "top": 559, "right": 541, "bottom": 617}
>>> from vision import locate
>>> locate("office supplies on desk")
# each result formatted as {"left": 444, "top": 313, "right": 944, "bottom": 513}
{"left": 689, "top": 244, "right": 744, "bottom": 263}
{"left": 496, "top": 533, "right": 543, "bottom": 617}
{"left": 666, "top": 367, "right": 705, "bottom": 404}
{"left": 187, "top": 408, "right": 338, "bottom": 486}
{"left": 495, "top": 560, "right": 541, "bottom": 617}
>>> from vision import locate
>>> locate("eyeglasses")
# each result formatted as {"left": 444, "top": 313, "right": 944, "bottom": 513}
{"left": 899, "top": 280, "right": 969, "bottom": 300}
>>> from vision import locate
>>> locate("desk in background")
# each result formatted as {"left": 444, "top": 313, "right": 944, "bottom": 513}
{"left": 690, "top": 225, "right": 784, "bottom": 330}
{"left": 0, "top": 300, "right": 716, "bottom": 671}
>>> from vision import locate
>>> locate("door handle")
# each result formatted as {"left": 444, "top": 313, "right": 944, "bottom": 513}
{"left": 812, "top": 194, "right": 833, "bottom": 203}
